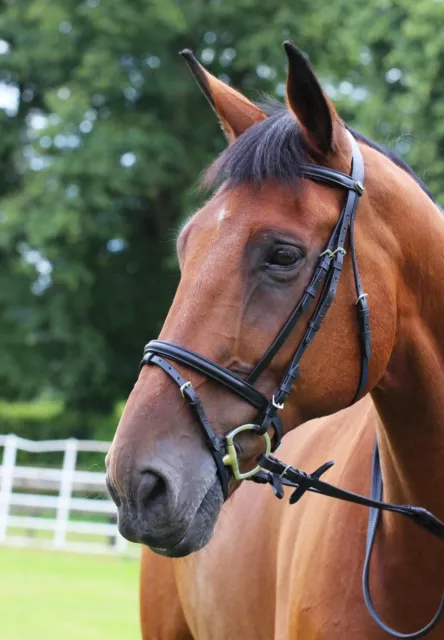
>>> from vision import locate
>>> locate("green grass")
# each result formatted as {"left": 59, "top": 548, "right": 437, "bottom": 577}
{"left": 0, "top": 546, "right": 141, "bottom": 640}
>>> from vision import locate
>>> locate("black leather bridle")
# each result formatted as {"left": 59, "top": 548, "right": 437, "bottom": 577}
{"left": 142, "top": 132, "right": 369, "bottom": 495}
{"left": 140, "top": 132, "right": 444, "bottom": 638}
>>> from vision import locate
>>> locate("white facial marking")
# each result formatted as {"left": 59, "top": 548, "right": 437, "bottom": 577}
{"left": 217, "top": 207, "right": 226, "bottom": 223}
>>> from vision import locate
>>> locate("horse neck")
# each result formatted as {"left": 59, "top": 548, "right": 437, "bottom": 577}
{"left": 369, "top": 162, "right": 444, "bottom": 520}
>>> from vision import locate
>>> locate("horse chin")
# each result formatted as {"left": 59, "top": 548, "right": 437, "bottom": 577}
{"left": 145, "top": 479, "right": 224, "bottom": 558}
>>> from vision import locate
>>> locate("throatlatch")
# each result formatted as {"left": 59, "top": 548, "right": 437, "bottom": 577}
{"left": 140, "top": 131, "right": 444, "bottom": 639}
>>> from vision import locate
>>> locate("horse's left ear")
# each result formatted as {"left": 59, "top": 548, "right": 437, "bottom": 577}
{"left": 180, "top": 49, "right": 266, "bottom": 142}
{"left": 284, "top": 41, "right": 342, "bottom": 159}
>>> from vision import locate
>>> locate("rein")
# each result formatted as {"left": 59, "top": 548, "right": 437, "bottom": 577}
{"left": 140, "top": 132, "right": 444, "bottom": 638}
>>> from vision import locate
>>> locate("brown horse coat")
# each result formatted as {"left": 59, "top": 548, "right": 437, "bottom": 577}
{"left": 107, "top": 44, "right": 444, "bottom": 639}
{"left": 140, "top": 398, "right": 443, "bottom": 638}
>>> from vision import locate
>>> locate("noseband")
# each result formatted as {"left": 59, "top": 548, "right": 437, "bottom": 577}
{"left": 139, "top": 131, "right": 444, "bottom": 639}
{"left": 141, "top": 132, "right": 369, "bottom": 498}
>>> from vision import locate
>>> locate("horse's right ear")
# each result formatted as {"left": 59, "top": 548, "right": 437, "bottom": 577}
{"left": 180, "top": 49, "right": 266, "bottom": 143}
{"left": 284, "top": 41, "right": 340, "bottom": 159}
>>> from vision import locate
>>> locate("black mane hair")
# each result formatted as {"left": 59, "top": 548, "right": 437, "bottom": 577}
{"left": 204, "top": 100, "right": 434, "bottom": 203}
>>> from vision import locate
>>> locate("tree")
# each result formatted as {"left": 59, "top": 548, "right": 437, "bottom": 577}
{"left": 0, "top": 0, "right": 442, "bottom": 437}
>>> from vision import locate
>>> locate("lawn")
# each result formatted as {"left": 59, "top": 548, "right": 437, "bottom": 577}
{"left": 0, "top": 546, "right": 141, "bottom": 640}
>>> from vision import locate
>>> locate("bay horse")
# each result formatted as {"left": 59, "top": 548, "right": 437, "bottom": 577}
{"left": 106, "top": 42, "right": 444, "bottom": 638}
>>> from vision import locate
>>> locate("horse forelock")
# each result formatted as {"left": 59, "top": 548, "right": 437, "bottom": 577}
{"left": 203, "top": 99, "right": 435, "bottom": 205}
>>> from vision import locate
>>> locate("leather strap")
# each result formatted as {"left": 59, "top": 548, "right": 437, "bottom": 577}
{"left": 143, "top": 353, "right": 229, "bottom": 499}
{"left": 143, "top": 342, "right": 283, "bottom": 453}
{"left": 143, "top": 341, "right": 268, "bottom": 410}
{"left": 362, "top": 444, "right": 444, "bottom": 638}
{"left": 299, "top": 163, "right": 365, "bottom": 195}
{"left": 253, "top": 133, "right": 368, "bottom": 436}
{"left": 256, "top": 448, "right": 444, "bottom": 538}
{"left": 255, "top": 444, "right": 444, "bottom": 638}
{"left": 142, "top": 132, "right": 370, "bottom": 467}
{"left": 348, "top": 135, "right": 371, "bottom": 403}
{"left": 246, "top": 243, "right": 338, "bottom": 384}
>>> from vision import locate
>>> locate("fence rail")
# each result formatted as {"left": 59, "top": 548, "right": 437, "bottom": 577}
{"left": 0, "top": 433, "right": 135, "bottom": 556}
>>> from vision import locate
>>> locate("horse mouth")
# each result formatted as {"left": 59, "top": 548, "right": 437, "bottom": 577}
{"left": 117, "top": 477, "right": 224, "bottom": 557}
{"left": 150, "top": 479, "right": 224, "bottom": 557}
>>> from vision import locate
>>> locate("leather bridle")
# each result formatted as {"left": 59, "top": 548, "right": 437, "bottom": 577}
{"left": 142, "top": 132, "right": 369, "bottom": 496}
{"left": 140, "top": 132, "right": 444, "bottom": 638}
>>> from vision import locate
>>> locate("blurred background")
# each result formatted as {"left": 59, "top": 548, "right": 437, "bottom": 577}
{"left": 0, "top": 0, "right": 443, "bottom": 638}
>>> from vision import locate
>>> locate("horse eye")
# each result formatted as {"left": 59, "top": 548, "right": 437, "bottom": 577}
{"left": 267, "top": 246, "right": 301, "bottom": 268}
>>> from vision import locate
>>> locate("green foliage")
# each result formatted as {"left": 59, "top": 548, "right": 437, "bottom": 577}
{"left": 0, "top": 396, "right": 123, "bottom": 443}
{"left": 0, "top": 398, "right": 63, "bottom": 440}
{"left": 0, "top": 397, "right": 62, "bottom": 421}
{"left": 0, "top": 0, "right": 443, "bottom": 439}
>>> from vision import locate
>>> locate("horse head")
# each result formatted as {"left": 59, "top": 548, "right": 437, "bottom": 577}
{"left": 106, "top": 43, "right": 398, "bottom": 557}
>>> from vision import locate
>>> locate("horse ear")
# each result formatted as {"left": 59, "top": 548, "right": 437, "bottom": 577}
{"left": 180, "top": 49, "right": 266, "bottom": 142}
{"left": 284, "top": 41, "right": 339, "bottom": 159}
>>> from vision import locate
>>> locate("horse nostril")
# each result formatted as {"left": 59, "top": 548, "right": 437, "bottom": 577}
{"left": 138, "top": 471, "right": 168, "bottom": 511}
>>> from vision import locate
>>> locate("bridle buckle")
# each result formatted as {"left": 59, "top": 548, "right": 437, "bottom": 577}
{"left": 354, "top": 180, "right": 365, "bottom": 196}
{"left": 355, "top": 293, "right": 368, "bottom": 306}
{"left": 180, "top": 381, "right": 192, "bottom": 397}
{"left": 319, "top": 247, "right": 347, "bottom": 259}
{"left": 272, "top": 395, "right": 285, "bottom": 410}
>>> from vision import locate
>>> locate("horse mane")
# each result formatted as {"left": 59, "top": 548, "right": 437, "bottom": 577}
{"left": 204, "top": 99, "right": 435, "bottom": 203}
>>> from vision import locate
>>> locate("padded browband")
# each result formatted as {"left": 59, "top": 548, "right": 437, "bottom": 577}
{"left": 143, "top": 340, "right": 269, "bottom": 410}
{"left": 298, "top": 164, "right": 364, "bottom": 195}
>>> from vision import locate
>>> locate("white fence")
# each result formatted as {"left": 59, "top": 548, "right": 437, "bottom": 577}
{"left": 0, "top": 434, "right": 136, "bottom": 556}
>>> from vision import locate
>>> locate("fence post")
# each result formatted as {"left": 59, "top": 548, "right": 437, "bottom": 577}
{"left": 0, "top": 433, "right": 18, "bottom": 543}
{"left": 54, "top": 438, "right": 77, "bottom": 549}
